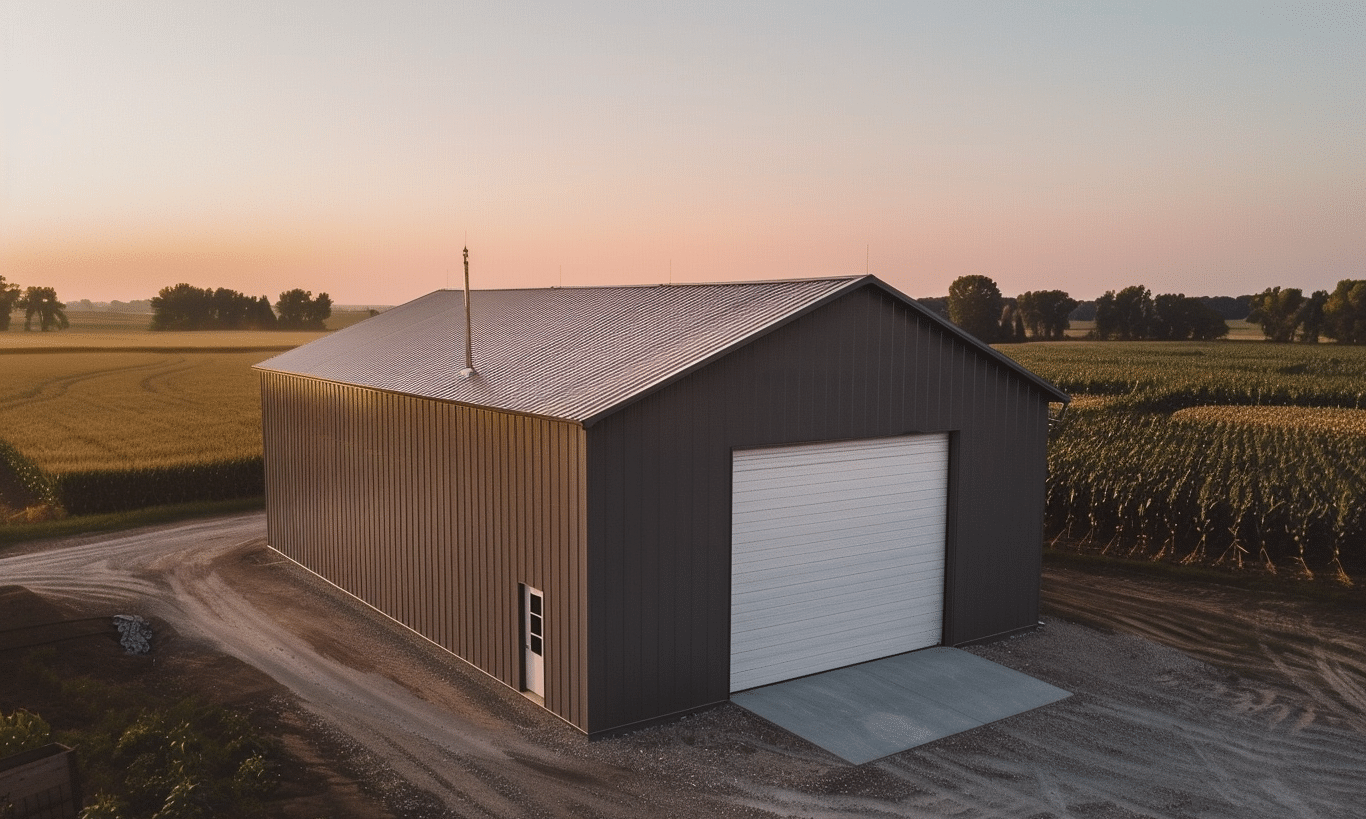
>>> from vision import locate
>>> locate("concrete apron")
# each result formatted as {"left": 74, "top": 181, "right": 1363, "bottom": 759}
{"left": 731, "top": 646, "right": 1071, "bottom": 765}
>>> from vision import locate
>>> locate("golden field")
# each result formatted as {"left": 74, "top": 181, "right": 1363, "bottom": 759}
{"left": 0, "top": 310, "right": 372, "bottom": 474}
{"left": 0, "top": 350, "right": 270, "bottom": 472}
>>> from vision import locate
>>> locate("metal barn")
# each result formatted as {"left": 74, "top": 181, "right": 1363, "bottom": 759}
{"left": 255, "top": 275, "right": 1070, "bottom": 737}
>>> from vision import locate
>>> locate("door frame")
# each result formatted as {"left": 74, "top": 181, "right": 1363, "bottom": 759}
{"left": 521, "top": 584, "right": 545, "bottom": 699}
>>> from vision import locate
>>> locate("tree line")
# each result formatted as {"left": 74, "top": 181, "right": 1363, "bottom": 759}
{"left": 928, "top": 275, "right": 1366, "bottom": 344}
{"left": 150, "top": 284, "right": 332, "bottom": 331}
{"left": 1244, "top": 282, "right": 1366, "bottom": 344}
{"left": 0, "top": 275, "right": 70, "bottom": 331}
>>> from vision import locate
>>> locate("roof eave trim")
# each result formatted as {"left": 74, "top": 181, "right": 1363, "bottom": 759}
{"left": 255, "top": 369, "right": 586, "bottom": 427}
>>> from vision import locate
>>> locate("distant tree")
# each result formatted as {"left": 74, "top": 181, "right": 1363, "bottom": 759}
{"left": 1247, "top": 287, "right": 1305, "bottom": 343}
{"left": 947, "top": 275, "right": 1004, "bottom": 342}
{"left": 18, "top": 286, "right": 69, "bottom": 331}
{"left": 998, "top": 303, "right": 1016, "bottom": 341}
{"left": 1322, "top": 279, "right": 1366, "bottom": 344}
{"left": 915, "top": 296, "right": 950, "bottom": 320}
{"left": 275, "top": 289, "right": 332, "bottom": 330}
{"left": 0, "top": 275, "right": 20, "bottom": 331}
{"left": 250, "top": 295, "right": 277, "bottom": 329}
{"left": 1196, "top": 295, "right": 1254, "bottom": 321}
{"left": 153, "top": 284, "right": 283, "bottom": 330}
{"left": 1016, "top": 290, "right": 1078, "bottom": 339}
{"left": 1297, "top": 290, "right": 1329, "bottom": 343}
{"left": 151, "top": 283, "right": 213, "bottom": 330}
{"left": 1070, "top": 300, "right": 1097, "bottom": 321}
{"left": 1151, "top": 293, "right": 1228, "bottom": 341}
{"left": 1093, "top": 285, "right": 1152, "bottom": 340}
{"left": 308, "top": 292, "right": 333, "bottom": 328}
{"left": 209, "top": 287, "right": 250, "bottom": 328}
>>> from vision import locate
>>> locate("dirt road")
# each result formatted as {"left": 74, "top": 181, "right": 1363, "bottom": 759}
{"left": 3, "top": 513, "right": 1364, "bottom": 818}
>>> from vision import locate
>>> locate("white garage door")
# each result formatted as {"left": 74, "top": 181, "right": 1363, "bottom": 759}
{"left": 730, "top": 433, "right": 948, "bottom": 692}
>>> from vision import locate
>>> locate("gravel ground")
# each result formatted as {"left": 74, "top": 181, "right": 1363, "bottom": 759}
{"left": 2, "top": 513, "right": 1363, "bottom": 818}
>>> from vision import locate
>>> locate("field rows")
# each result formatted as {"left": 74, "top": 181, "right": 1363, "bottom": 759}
{"left": 1005, "top": 341, "right": 1366, "bottom": 410}
{"left": 1004, "top": 341, "right": 1366, "bottom": 580}
{"left": 0, "top": 351, "right": 267, "bottom": 472}
{"left": 1046, "top": 411, "right": 1366, "bottom": 578}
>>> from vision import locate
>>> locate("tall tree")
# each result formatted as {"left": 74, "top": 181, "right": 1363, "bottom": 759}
{"left": 1093, "top": 285, "right": 1152, "bottom": 340}
{"left": 1016, "top": 290, "right": 1078, "bottom": 339}
{"left": 947, "top": 275, "right": 1004, "bottom": 342}
{"left": 275, "top": 289, "right": 332, "bottom": 330}
{"left": 151, "top": 283, "right": 213, "bottom": 330}
{"left": 1297, "top": 290, "right": 1329, "bottom": 343}
{"left": 1322, "top": 279, "right": 1366, "bottom": 344}
{"left": 1247, "top": 287, "right": 1305, "bottom": 343}
{"left": 17, "top": 286, "right": 69, "bottom": 331}
{"left": 0, "top": 275, "right": 20, "bottom": 331}
{"left": 1151, "top": 294, "right": 1228, "bottom": 340}
{"left": 250, "top": 295, "right": 278, "bottom": 329}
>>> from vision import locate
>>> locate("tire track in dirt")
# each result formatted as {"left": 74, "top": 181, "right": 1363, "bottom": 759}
{"left": 0, "top": 357, "right": 176, "bottom": 411}
{"left": 1042, "top": 566, "right": 1366, "bottom": 734}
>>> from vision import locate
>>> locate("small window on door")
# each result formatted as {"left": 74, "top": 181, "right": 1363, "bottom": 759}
{"left": 522, "top": 585, "right": 545, "bottom": 698}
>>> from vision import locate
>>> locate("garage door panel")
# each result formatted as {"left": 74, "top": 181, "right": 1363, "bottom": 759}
{"left": 733, "top": 493, "right": 947, "bottom": 534}
{"left": 734, "top": 567, "right": 942, "bottom": 616}
{"left": 734, "top": 437, "right": 945, "bottom": 470}
{"left": 733, "top": 561, "right": 946, "bottom": 605}
{"left": 737, "top": 461, "right": 939, "bottom": 491}
{"left": 731, "top": 433, "right": 949, "bottom": 692}
{"left": 735, "top": 461, "right": 946, "bottom": 497}
{"left": 734, "top": 557, "right": 945, "bottom": 601}
{"left": 735, "top": 473, "right": 947, "bottom": 510}
{"left": 735, "top": 528, "right": 936, "bottom": 572}
{"left": 734, "top": 616, "right": 944, "bottom": 680}
{"left": 735, "top": 506, "right": 946, "bottom": 563}
{"left": 733, "top": 578, "right": 945, "bottom": 630}
{"left": 735, "top": 515, "right": 946, "bottom": 561}
{"left": 733, "top": 584, "right": 945, "bottom": 637}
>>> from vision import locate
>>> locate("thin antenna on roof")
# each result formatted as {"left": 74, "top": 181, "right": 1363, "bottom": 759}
{"left": 669, "top": 258, "right": 672, "bottom": 285}
{"left": 459, "top": 246, "right": 475, "bottom": 379}
{"left": 866, "top": 244, "right": 870, "bottom": 275}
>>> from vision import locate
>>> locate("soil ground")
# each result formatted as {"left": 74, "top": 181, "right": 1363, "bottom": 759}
{"left": 2, "top": 512, "right": 1364, "bottom": 818}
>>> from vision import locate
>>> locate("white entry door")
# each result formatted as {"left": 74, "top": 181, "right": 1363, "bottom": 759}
{"left": 523, "top": 585, "right": 545, "bottom": 697}
{"left": 730, "top": 433, "right": 949, "bottom": 692}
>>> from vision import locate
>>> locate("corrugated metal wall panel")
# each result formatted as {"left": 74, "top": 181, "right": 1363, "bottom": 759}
{"left": 586, "top": 283, "right": 1053, "bottom": 735}
{"left": 260, "top": 372, "right": 590, "bottom": 732}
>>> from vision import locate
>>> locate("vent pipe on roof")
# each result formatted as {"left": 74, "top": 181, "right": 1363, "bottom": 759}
{"left": 459, "top": 246, "right": 475, "bottom": 379}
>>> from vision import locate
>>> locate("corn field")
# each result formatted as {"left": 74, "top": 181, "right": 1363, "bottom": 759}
{"left": 1004, "top": 342, "right": 1366, "bottom": 582}
{"left": 1046, "top": 411, "right": 1366, "bottom": 580}
{"left": 0, "top": 348, "right": 273, "bottom": 517}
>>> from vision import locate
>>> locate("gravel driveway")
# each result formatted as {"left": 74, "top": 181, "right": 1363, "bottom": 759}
{"left": 2, "top": 513, "right": 1363, "bottom": 818}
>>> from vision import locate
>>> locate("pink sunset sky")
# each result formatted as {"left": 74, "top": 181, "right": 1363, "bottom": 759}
{"left": 2, "top": 2, "right": 1363, "bottom": 306}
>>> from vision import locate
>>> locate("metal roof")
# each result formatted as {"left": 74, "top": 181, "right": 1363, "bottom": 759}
{"left": 255, "top": 276, "right": 1069, "bottom": 424}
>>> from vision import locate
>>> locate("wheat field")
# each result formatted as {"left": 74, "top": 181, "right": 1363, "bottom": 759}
{"left": 0, "top": 350, "right": 269, "bottom": 473}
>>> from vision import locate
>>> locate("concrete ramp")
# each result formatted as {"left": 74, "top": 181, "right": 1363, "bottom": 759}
{"left": 731, "top": 646, "right": 1070, "bottom": 764}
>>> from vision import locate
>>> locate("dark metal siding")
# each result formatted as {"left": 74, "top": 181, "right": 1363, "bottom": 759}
{"left": 260, "top": 372, "right": 589, "bottom": 731}
{"left": 585, "top": 283, "right": 1053, "bottom": 735}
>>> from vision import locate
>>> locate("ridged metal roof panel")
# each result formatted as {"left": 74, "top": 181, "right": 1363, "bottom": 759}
{"left": 256, "top": 278, "right": 861, "bottom": 423}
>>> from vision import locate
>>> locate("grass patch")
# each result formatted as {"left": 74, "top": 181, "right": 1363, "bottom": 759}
{"left": 0, "top": 497, "right": 264, "bottom": 553}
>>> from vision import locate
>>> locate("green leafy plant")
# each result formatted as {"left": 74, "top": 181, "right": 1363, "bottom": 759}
{"left": 0, "top": 709, "right": 52, "bottom": 757}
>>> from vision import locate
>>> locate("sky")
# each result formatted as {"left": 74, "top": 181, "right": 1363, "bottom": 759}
{"left": 2, "top": 1, "right": 1363, "bottom": 306}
